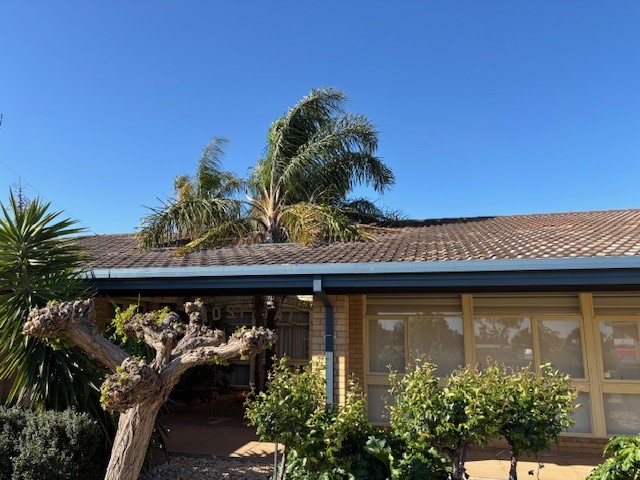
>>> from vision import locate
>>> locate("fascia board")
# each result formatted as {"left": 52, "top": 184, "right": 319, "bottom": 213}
{"left": 87, "top": 256, "right": 640, "bottom": 280}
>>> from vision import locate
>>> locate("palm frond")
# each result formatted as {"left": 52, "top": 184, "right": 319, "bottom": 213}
{"left": 280, "top": 202, "right": 373, "bottom": 246}
{"left": 275, "top": 113, "right": 390, "bottom": 203}
{"left": 137, "top": 195, "right": 243, "bottom": 250}
{"left": 195, "top": 137, "right": 243, "bottom": 197}
{"left": 137, "top": 138, "right": 245, "bottom": 250}
{"left": 180, "top": 217, "right": 259, "bottom": 251}
{"left": 340, "top": 197, "right": 406, "bottom": 223}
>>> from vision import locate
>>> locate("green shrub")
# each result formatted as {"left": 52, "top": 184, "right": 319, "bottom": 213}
{"left": 0, "top": 407, "right": 27, "bottom": 480}
{"left": 587, "top": 434, "right": 640, "bottom": 480}
{"left": 246, "top": 358, "right": 447, "bottom": 479}
{"left": 5, "top": 409, "right": 105, "bottom": 480}
{"left": 495, "top": 363, "right": 577, "bottom": 480}
{"left": 364, "top": 434, "right": 449, "bottom": 480}
{"left": 388, "top": 361, "right": 500, "bottom": 480}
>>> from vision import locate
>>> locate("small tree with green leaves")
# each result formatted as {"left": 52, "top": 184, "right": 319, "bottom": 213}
{"left": 495, "top": 363, "right": 578, "bottom": 480}
{"left": 587, "top": 434, "right": 640, "bottom": 480}
{"left": 388, "top": 361, "right": 501, "bottom": 480}
{"left": 246, "top": 358, "right": 401, "bottom": 479}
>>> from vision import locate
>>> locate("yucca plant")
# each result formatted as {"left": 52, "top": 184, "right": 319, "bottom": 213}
{"left": 0, "top": 190, "right": 105, "bottom": 423}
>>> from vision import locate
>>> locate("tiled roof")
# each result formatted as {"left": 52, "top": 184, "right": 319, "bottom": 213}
{"left": 77, "top": 209, "right": 640, "bottom": 270}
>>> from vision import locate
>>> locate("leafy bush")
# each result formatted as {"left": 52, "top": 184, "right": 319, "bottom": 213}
{"left": 0, "top": 407, "right": 26, "bottom": 480}
{"left": 587, "top": 434, "right": 640, "bottom": 480}
{"left": 0, "top": 407, "right": 105, "bottom": 480}
{"left": 245, "top": 358, "right": 446, "bottom": 479}
{"left": 389, "top": 361, "right": 500, "bottom": 480}
{"left": 364, "top": 434, "right": 449, "bottom": 480}
{"left": 494, "top": 363, "right": 577, "bottom": 480}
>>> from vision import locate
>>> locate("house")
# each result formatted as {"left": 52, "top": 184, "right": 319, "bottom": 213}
{"left": 67, "top": 209, "right": 640, "bottom": 453}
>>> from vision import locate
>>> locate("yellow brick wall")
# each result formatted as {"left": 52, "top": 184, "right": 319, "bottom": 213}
{"left": 348, "top": 295, "right": 365, "bottom": 389}
{"left": 485, "top": 436, "right": 608, "bottom": 457}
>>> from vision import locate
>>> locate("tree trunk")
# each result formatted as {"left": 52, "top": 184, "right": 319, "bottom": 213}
{"left": 104, "top": 401, "right": 164, "bottom": 480}
{"left": 509, "top": 448, "right": 518, "bottom": 480}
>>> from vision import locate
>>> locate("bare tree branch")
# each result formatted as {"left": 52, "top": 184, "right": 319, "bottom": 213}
{"left": 23, "top": 298, "right": 274, "bottom": 480}
{"left": 24, "top": 299, "right": 128, "bottom": 371}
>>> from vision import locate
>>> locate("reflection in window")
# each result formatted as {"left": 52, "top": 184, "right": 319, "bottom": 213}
{"left": 409, "top": 317, "right": 464, "bottom": 377}
{"left": 538, "top": 320, "right": 585, "bottom": 378}
{"left": 474, "top": 317, "right": 533, "bottom": 369}
{"left": 368, "top": 385, "right": 392, "bottom": 423}
{"left": 600, "top": 321, "right": 640, "bottom": 380}
{"left": 603, "top": 393, "right": 640, "bottom": 435}
{"left": 369, "top": 319, "right": 405, "bottom": 373}
{"left": 568, "top": 392, "right": 592, "bottom": 434}
{"left": 276, "top": 311, "right": 309, "bottom": 360}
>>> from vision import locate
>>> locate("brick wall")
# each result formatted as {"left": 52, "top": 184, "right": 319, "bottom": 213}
{"left": 348, "top": 295, "right": 365, "bottom": 389}
{"left": 484, "top": 436, "right": 608, "bottom": 457}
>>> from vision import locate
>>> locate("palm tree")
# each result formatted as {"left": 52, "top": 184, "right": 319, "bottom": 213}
{"left": 137, "top": 138, "right": 244, "bottom": 250}
{"left": 0, "top": 190, "right": 105, "bottom": 421}
{"left": 137, "top": 88, "right": 396, "bottom": 250}
{"left": 137, "top": 88, "right": 397, "bottom": 390}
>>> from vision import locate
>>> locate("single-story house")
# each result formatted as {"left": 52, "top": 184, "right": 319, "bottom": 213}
{"left": 50, "top": 209, "right": 640, "bottom": 453}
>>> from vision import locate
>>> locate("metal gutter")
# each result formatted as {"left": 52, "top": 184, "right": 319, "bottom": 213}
{"left": 87, "top": 256, "right": 640, "bottom": 280}
{"left": 313, "top": 276, "right": 334, "bottom": 406}
{"left": 85, "top": 257, "right": 640, "bottom": 294}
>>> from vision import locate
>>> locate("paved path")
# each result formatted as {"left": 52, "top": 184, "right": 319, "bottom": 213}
{"left": 162, "top": 403, "right": 601, "bottom": 480}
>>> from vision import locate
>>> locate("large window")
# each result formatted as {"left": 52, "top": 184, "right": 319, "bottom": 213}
{"left": 368, "top": 316, "right": 465, "bottom": 376}
{"left": 365, "top": 294, "right": 593, "bottom": 430}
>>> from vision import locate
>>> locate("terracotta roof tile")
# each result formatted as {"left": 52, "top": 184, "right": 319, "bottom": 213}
{"left": 77, "top": 209, "right": 640, "bottom": 270}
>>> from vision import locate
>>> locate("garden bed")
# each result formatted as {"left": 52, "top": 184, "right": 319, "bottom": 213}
{"left": 140, "top": 456, "right": 272, "bottom": 480}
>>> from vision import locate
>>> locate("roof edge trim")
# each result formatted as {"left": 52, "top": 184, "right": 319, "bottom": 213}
{"left": 87, "top": 256, "right": 640, "bottom": 280}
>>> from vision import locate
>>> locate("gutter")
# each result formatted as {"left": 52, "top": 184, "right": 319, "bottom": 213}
{"left": 313, "top": 276, "right": 334, "bottom": 406}
{"left": 85, "top": 257, "right": 640, "bottom": 294}
{"left": 87, "top": 256, "right": 640, "bottom": 280}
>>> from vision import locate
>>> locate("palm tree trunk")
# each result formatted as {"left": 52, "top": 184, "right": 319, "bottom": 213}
{"left": 104, "top": 401, "right": 163, "bottom": 480}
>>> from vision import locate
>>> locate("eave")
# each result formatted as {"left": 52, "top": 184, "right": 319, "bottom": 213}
{"left": 86, "top": 256, "right": 640, "bottom": 296}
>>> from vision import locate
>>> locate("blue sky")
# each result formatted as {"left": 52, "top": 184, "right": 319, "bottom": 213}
{"left": 1, "top": 2, "right": 639, "bottom": 234}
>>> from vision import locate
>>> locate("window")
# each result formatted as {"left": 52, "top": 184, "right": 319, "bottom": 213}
{"left": 603, "top": 393, "right": 640, "bottom": 435}
{"left": 276, "top": 310, "right": 310, "bottom": 361}
{"left": 369, "top": 319, "right": 405, "bottom": 373}
{"left": 409, "top": 317, "right": 464, "bottom": 377}
{"left": 599, "top": 320, "right": 640, "bottom": 380}
{"left": 537, "top": 319, "right": 585, "bottom": 378}
{"left": 568, "top": 392, "right": 592, "bottom": 434}
{"left": 367, "top": 385, "right": 392, "bottom": 423}
{"left": 474, "top": 316, "right": 533, "bottom": 369}
{"left": 365, "top": 294, "right": 594, "bottom": 428}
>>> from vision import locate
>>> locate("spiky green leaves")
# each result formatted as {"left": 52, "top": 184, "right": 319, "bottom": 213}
{"left": 0, "top": 191, "right": 100, "bottom": 412}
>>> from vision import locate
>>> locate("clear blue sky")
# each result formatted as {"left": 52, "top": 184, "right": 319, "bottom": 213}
{"left": 1, "top": 1, "right": 639, "bottom": 234}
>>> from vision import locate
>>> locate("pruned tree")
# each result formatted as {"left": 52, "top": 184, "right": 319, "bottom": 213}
{"left": 24, "top": 298, "right": 274, "bottom": 480}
